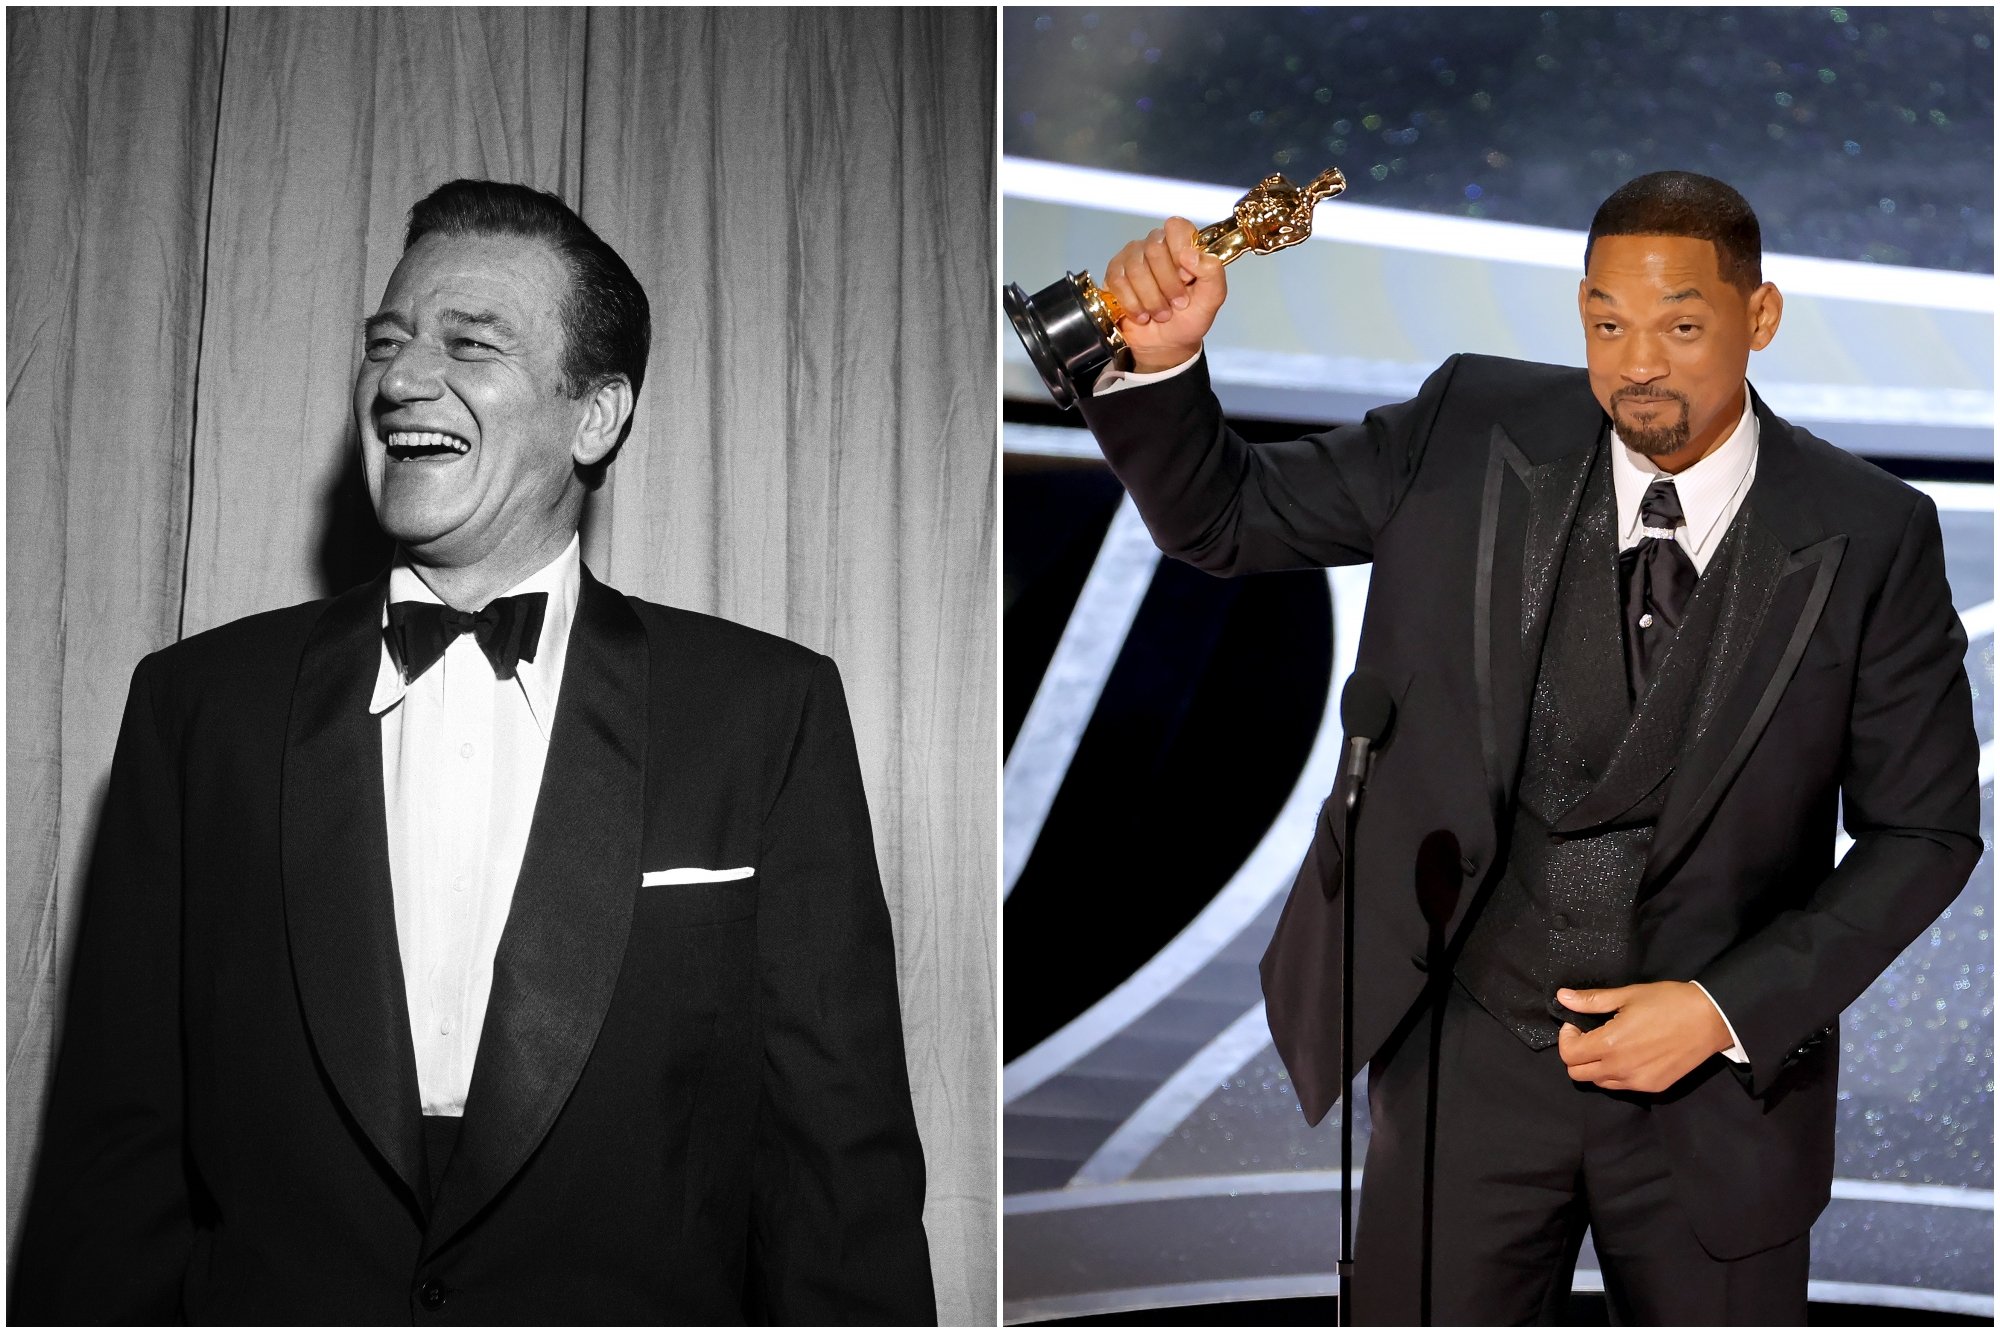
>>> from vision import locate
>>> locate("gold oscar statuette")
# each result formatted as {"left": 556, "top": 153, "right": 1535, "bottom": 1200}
{"left": 1004, "top": 165, "right": 1347, "bottom": 409}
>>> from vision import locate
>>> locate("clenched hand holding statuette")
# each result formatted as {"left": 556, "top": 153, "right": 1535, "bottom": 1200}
{"left": 1004, "top": 165, "right": 1346, "bottom": 408}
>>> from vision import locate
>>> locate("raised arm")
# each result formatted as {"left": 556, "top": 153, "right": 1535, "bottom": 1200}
{"left": 1073, "top": 216, "right": 1455, "bottom": 575}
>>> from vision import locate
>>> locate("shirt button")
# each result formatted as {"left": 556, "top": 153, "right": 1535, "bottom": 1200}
{"left": 460, "top": 742, "right": 474, "bottom": 759}
{"left": 453, "top": 875, "right": 465, "bottom": 893}
{"left": 440, "top": 1017, "right": 455, "bottom": 1036}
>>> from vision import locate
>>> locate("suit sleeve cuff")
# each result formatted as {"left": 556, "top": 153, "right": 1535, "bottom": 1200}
{"left": 1093, "top": 348, "right": 1202, "bottom": 397}
{"left": 1689, "top": 979, "right": 1749, "bottom": 1063}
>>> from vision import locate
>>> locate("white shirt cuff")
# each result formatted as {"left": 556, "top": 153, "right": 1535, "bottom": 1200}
{"left": 1689, "top": 980, "right": 1749, "bottom": 1064}
{"left": 1093, "top": 348, "right": 1202, "bottom": 397}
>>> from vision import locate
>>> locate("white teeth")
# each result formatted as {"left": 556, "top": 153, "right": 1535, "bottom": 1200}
{"left": 385, "top": 430, "right": 469, "bottom": 453}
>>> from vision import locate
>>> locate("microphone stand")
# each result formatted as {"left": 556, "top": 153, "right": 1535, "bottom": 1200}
{"left": 1331, "top": 672, "right": 1391, "bottom": 1327}
{"left": 1412, "top": 830, "right": 1465, "bottom": 1329}
{"left": 1337, "top": 742, "right": 1366, "bottom": 1327}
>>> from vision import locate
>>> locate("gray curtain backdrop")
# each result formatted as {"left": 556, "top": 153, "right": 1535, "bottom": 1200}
{"left": 6, "top": 8, "right": 996, "bottom": 1321}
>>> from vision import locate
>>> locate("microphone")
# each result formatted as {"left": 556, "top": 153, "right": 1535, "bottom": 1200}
{"left": 1339, "top": 671, "right": 1396, "bottom": 807}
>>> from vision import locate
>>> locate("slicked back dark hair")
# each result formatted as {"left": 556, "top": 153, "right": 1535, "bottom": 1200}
{"left": 1584, "top": 171, "right": 1763, "bottom": 294}
{"left": 404, "top": 179, "right": 651, "bottom": 448}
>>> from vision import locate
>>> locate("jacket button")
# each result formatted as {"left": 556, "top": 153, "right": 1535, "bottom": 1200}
{"left": 417, "top": 1279, "right": 447, "bottom": 1311}
{"left": 1549, "top": 831, "right": 1567, "bottom": 846}
{"left": 1552, "top": 913, "right": 1570, "bottom": 930}
{"left": 1459, "top": 854, "right": 1479, "bottom": 876}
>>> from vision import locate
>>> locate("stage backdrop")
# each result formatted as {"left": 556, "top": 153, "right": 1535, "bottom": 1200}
{"left": 5, "top": 8, "right": 996, "bottom": 1320}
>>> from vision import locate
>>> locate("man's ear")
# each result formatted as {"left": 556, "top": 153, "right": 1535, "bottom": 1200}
{"left": 572, "top": 376, "right": 635, "bottom": 467}
{"left": 1747, "top": 282, "right": 1783, "bottom": 353}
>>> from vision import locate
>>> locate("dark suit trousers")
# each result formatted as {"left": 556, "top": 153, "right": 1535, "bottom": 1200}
{"left": 1352, "top": 981, "right": 1807, "bottom": 1326}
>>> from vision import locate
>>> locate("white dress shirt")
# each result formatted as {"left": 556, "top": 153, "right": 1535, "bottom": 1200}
{"left": 1099, "top": 351, "right": 1758, "bottom": 1061}
{"left": 369, "top": 535, "right": 581, "bottom": 1115}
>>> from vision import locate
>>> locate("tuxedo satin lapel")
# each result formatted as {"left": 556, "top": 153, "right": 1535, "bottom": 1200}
{"left": 425, "top": 568, "right": 646, "bottom": 1254}
{"left": 1475, "top": 424, "right": 1598, "bottom": 836}
{"left": 1643, "top": 407, "right": 1844, "bottom": 891}
{"left": 281, "top": 575, "right": 426, "bottom": 1206}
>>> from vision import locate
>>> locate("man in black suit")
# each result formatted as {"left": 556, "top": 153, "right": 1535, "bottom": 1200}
{"left": 15, "top": 179, "right": 936, "bottom": 1324}
{"left": 1074, "top": 171, "right": 1979, "bottom": 1323}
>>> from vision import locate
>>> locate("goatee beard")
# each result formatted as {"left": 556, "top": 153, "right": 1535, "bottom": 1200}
{"left": 1614, "top": 390, "right": 1692, "bottom": 459}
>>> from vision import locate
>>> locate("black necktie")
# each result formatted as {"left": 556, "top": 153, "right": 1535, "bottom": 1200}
{"left": 1617, "top": 480, "right": 1696, "bottom": 703}
{"left": 386, "top": 592, "right": 548, "bottom": 684}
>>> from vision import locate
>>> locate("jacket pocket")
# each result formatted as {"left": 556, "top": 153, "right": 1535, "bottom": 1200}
{"left": 639, "top": 875, "right": 758, "bottom": 926}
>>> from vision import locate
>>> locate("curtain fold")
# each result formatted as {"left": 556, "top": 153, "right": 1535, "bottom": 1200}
{"left": 6, "top": 9, "right": 995, "bottom": 1321}
{"left": 7, "top": 4, "right": 226, "bottom": 1236}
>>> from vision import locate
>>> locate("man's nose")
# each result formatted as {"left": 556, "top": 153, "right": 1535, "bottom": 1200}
{"left": 1617, "top": 341, "right": 1670, "bottom": 386}
{"left": 377, "top": 340, "right": 446, "bottom": 402}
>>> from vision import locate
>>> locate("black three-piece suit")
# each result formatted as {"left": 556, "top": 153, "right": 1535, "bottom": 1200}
{"left": 15, "top": 568, "right": 936, "bottom": 1323}
{"left": 1081, "top": 352, "right": 1980, "bottom": 1321}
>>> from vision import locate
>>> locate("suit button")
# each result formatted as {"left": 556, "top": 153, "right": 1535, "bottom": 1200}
{"left": 1549, "top": 832, "right": 1567, "bottom": 846}
{"left": 1459, "top": 854, "right": 1479, "bottom": 876}
{"left": 1411, "top": 952, "right": 1428, "bottom": 973}
{"left": 1552, "top": 913, "right": 1570, "bottom": 930}
{"left": 417, "top": 1279, "right": 447, "bottom": 1311}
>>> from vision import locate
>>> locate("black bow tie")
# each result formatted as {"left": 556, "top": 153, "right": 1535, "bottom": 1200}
{"left": 386, "top": 592, "right": 548, "bottom": 684}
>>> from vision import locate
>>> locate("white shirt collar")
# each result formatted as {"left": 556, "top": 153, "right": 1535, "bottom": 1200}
{"left": 1610, "top": 385, "right": 1759, "bottom": 561}
{"left": 368, "top": 533, "right": 582, "bottom": 736}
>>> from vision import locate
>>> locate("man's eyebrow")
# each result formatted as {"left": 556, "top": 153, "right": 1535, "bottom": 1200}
{"left": 437, "top": 307, "right": 521, "bottom": 340}
{"left": 1583, "top": 287, "right": 1708, "bottom": 307}
{"left": 359, "top": 309, "right": 523, "bottom": 341}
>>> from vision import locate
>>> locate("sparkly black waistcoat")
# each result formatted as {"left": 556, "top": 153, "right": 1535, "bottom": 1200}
{"left": 1455, "top": 447, "right": 1743, "bottom": 1049}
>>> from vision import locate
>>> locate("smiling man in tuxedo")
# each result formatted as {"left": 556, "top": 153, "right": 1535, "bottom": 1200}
{"left": 1074, "top": 171, "right": 1979, "bottom": 1323}
{"left": 15, "top": 179, "right": 936, "bottom": 1324}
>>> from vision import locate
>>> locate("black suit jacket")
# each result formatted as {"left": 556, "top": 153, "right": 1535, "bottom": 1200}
{"left": 15, "top": 567, "right": 937, "bottom": 1324}
{"left": 1080, "top": 353, "right": 1981, "bottom": 1259}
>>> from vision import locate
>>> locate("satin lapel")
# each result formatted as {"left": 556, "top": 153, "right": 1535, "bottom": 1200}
{"left": 425, "top": 568, "right": 647, "bottom": 1254}
{"left": 1474, "top": 424, "right": 1598, "bottom": 838}
{"left": 1642, "top": 402, "right": 1844, "bottom": 891}
{"left": 281, "top": 575, "right": 426, "bottom": 1206}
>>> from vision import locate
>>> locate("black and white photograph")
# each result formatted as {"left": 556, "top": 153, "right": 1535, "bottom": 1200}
{"left": 8, "top": 7, "right": 995, "bottom": 1324}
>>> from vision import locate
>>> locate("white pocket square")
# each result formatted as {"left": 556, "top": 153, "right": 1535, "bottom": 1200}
{"left": 642, "top": 866, "right": 755, "bottom": 886}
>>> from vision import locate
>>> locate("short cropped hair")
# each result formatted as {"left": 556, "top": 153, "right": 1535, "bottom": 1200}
{"left": 1584, "top": 171, "right": 1763, "bottom": 294}
{"left": 405, "top": 180, "right": 652, "bottom": 445}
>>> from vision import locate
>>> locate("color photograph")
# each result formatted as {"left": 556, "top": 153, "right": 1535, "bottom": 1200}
{"left": 1002, "top": 5, "right": 1992, "bottom": 1323}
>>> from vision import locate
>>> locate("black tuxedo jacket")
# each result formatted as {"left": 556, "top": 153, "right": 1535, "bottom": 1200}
{"left": 1081, "top": 353, "right": 1981, "bottom": 1259}
{"left": 15, "top": 567, "right": 936, "bottom": 1324}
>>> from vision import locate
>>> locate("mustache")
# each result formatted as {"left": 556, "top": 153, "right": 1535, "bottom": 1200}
{"left": 1613, "top": 387, "right": 1688, "bottom": 407}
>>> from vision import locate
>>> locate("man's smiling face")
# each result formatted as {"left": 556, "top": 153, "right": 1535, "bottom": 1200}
{"left": 355, "top": 231, "right": 591, "bottom": 570}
